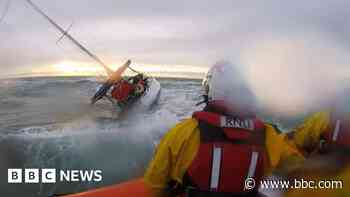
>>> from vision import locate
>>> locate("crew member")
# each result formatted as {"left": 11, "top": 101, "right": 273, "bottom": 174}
{"left": 291, "top": 88, "right": 350, "bottom": 156}
{"left": 111, "top": 78, "right": 135, "bottom": 103}
{"left": 285, "top": 90, "right": 350, "bottom": 196}
{"left": 110, "top": 74, "right": 146, "bottom": 104}
{"left": 144, "top": 61, "right": 304, "bottom": 197}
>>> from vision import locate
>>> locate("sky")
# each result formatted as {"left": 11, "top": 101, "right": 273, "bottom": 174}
{"left": 1, "top": 0, "right": 350, "bottom": 114}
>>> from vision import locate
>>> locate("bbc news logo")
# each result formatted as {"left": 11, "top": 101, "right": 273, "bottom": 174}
{"left": 8, "top": 169, "right": 102, "bottom": 183}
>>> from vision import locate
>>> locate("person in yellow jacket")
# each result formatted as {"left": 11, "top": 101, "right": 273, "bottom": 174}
{"left": 285, "top": 89, "right": 350, "bottom": 196}
{"left": 292, "top": 110, "right": 331, "bottom": 156}
{"left": 144, "top": 61, "right": 304, "bottom": 197}
{"left": 292, "top": 89, "right": 350, "bottom": 155}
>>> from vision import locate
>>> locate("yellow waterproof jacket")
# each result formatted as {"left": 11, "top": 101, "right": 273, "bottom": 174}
{"left": 286, "top": 111, "right": 350, "bottom": 196}
{"left": 292, "top": 111, "right": 331, "bottom": 154}
{"left": 144, "top": 118, "right": 304, "bottom": 194}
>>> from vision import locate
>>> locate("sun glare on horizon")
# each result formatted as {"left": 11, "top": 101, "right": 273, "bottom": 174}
{"left": 39, "top": 61, "right": 207, "bottom": 79}
{"left": 51, "top": 62, "right": 104, "bottom": 75}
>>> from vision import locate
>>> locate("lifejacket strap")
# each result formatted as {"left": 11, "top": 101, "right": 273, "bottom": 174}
{"left": 332, "top": 120, "right": 341, "bottom": 142}
{"left": 246, "top": 151, "right": 259, "bottom": 180}
{"left": 210, "top": 146, "right": 222, "bottom": 190}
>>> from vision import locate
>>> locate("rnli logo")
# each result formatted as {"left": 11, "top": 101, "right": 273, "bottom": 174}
{"left": 220, "top": 116, "right": 254, "bottom": 130}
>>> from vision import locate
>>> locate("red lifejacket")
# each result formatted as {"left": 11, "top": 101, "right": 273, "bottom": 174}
{"left": 111, "top": 80, "right": 135, "bottom": 102}
{"left": 185, "top": 111, "right": 267, "bottom": 194}
{"left": 322, "top": 113, "right": 350, "bottom": 150}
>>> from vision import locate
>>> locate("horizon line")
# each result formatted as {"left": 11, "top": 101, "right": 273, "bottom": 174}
{"left": 0, "top": 71, "right": 205, "bottom": 80}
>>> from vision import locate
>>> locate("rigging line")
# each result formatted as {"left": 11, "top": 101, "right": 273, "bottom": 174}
{"left": 25, "top": 0, "right": 114, "bottom": 76}
{"left": 127, "top": 65, "right": 142, "bottom": 74}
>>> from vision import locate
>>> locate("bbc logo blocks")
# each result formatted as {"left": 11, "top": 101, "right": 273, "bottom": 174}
{"left": 42, "top": 169, "right": 56, "bottom": 183}
{"left": 8, "top": 169, "right": 56, "bottom": 183}
{"left": 24, "top": 169, "right": 39, "bottom": 183}
{"left": 8, "top": 168, "right": 102, "bottom": 183}
{"left": 8, "top": 169, "right": 22, "bottom": 183}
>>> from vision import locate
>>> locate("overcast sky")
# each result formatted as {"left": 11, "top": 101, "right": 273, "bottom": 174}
{"left": 1, "top": 0, "right": 349, "bottom": 72}
{"left": 1, "top": 0, "right": 350, "bottom": 113}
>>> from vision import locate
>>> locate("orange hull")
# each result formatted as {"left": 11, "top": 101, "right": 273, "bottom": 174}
{"left": 65, "top": 178, "right": 152, "bottom": 197}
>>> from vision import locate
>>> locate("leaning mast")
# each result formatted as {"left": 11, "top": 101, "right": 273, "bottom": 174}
{"left": 25, "top": 0, "right": 114, "bottom": 76}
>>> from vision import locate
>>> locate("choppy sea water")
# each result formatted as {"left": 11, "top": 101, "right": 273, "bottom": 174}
{"left": 0, "top": 76, "right": 307, "bottom": 197}
{"left": 0, "top": 77, "right": 203, "bottom": 197}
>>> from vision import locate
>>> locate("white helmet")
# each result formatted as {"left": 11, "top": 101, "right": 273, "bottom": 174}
{"left": 202, "top": 61, "right": 256, "bottom": 113}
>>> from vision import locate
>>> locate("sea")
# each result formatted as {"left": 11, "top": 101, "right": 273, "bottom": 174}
{"left": 0, "top": 76, "right": 304, "bottom": 197}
